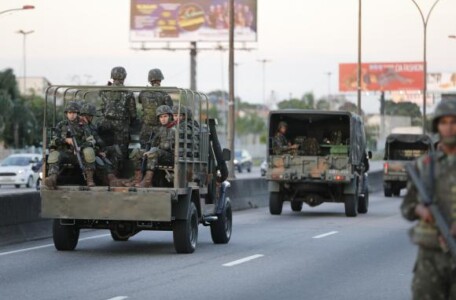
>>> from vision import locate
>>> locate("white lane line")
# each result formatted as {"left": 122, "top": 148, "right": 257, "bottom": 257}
{"left": 312, "top": 231, "right": 338, "bottom": 239}
{"left": 0, "top": 233, "right": 110, "bottom": 257}
{"left": 106, "top": 297, "right": 128, "bottom": 300}
{"left": 222, "top": 254, "right": 264, "bottom": 267}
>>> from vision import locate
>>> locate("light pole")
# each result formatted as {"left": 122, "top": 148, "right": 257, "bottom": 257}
{"left": 410, "top": 0, "right": 441, "bottom": 133}
{"left": 17, "top": 29, "right": 34, "bottom": 96}
{"left": 357, "top": 0, "right": 362, "bottom": 115}
{"left": 257, "top": 59, "right": 271, "bottom": 106}
{"left": 326, "top": 72, "right": 332, "bottom": 97}
{"left": 0, "top": 5, "right": 34, "bottom": 16}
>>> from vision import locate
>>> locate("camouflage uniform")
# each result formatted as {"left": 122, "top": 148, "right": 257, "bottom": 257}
{"left": 46, "top": 102, "right": 96, "bottom": 188}
{"left": 98, "top": 66, "right": 136, "bottom": 164}
{"left": 138, "top": 69, "right": 173, "bottom": 148}
{"left": 401, "top": 99, "right": 456, "bottom": 300}
{"left": 172, "top": 106, "right": 199, "bottom": 159}
{"left": 272, "top": 121, "right": 294, "bottom": 155}
{"left": 131, "top": 105, "right": 176, "bottom": 187}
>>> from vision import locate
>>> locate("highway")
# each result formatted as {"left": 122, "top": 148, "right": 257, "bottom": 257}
{"left": 0, "top": 188, "right": 415, "bottom": 300}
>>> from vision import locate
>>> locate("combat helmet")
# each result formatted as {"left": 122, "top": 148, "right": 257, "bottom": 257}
{"left": 111, "top": 66, "right": 127, "bottom": 81}
{"left": 156, "top": 105, "right": 172, "bottom": 116}
{"left": 80, "top": 103, "right": 97, "bottom": 116}
{"left": 277, "top": 121, "right": 288, "bottom": 130}
{"left": 64, "top": 101, "right": 80, "bottom": 113}
{"left": 172, "top": 106, "right": 186, "bottom": 115}
{"left": 432, "top": 99, "right": 456, "bottom": 133}
{"left": 148, "top": 68, "right": 164, "bottom": 82}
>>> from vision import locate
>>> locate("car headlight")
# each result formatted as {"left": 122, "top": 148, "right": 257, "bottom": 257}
{"left": 234, "top": 159, "right": 238, "bottom": 164}
{"left": 17, "top": 169, "right": 26, "bottom": 174}
{"left": 39, "top": 172, "right": 43, "bottom": 179}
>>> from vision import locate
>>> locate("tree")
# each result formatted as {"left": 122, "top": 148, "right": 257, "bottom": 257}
{"left": 277, "top": 98, "right": 312, "bottom": 109}
{"left": 338, "top": 102, "right": 364, "bottom": 115}
{"left": 384, "top": 100, "right": 422, "bottom": 126}
{"left": 316, "top": 99, "right": 330, "bottom": 110}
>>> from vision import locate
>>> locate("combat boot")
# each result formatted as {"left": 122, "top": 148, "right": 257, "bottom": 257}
{"left": 132, "top": 170, "right": 143, "bottom": 186}
{"left": 137, "top": 170, "right": 153, "bottom": 188}
{"left": 107, "top": 173, "right": 123, "bottom": 187}
{"left": 44, "top": 174, "right": 57, "bottom": 190}
{"left": 85, "top": 170, "right": 95, "bottom": 187}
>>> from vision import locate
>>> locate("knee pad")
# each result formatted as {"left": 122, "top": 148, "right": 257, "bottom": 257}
{"left": 82, "top": 147, "right": 96, "bottom": 163}
{"left": 47, "top": 150, "right": 60, "bottom": 164}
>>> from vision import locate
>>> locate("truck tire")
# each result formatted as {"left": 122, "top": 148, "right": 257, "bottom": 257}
{"left": 344, "top": 181, "right": 359, "bottom": 217}
{"left": 393, "top": 188, "right": 401, "bottom": 197}
{"left": 210, "top": 200, "right": 232, "bottom": 244}
{"left": 110, "top": 229, "right": 130, "bottom": 242}
{"left": 53, "top": 219, "right": 79, "bottom": 251}
{"left": 291, "top": 201, "right": 303, "bottom": 212}
{"left": 384, "top": 187, "right": 392, "bottom": 197}
{"left": 269, "top": 192, "right": 283, "bottom": 215}
{"left": 173, "top": 202, "right": 198, "bottom": 254}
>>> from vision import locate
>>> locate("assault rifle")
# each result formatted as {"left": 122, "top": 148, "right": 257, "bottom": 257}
{"left": 405, "top": 164, "right": 456, "bottom": 258}
{"left": 67, "top": 123, "right": 87, "bottom": 181}
{"left": 141, "top": 130, "right": 155, "bottom": 174}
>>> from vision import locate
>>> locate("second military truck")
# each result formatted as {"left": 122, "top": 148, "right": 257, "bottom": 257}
{"left": 266, "top": 110, "right": 371, "bottom": 217}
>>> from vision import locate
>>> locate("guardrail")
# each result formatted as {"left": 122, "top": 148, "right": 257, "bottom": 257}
{"left": 0, "top": 170, "right": 383, "bottom": 247}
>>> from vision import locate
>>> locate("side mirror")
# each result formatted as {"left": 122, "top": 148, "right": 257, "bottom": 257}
{"left": 222, "top": 148, "right": 231, "bottom": 161}
{"left": 368, "top": 151, "right": 372, "bottom": 159}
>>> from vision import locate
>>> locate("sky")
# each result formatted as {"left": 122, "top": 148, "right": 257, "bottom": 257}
{"left": 1, "top": 0, "right": 456, "bottom": 114}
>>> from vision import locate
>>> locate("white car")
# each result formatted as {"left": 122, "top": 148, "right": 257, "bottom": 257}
{"left": 0, "top": 154, "right": 41, "bottom": 188}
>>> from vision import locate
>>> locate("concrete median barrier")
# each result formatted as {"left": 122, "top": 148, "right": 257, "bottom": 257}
{"left": 0, "top": 170, "right": 383, "bottom": 246}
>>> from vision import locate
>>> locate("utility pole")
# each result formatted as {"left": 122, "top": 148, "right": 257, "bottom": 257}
{"left": 257, "top": 58, "right": 271, "bottom": 105}
{"left": 326, "top": 72, "right": 332, "bottom": 97}
{"left": 227, "top": 0, "right": 235, "bottom": 179}
{"left": 17, "top": 29, "right": 34, "bottom": 96}
{"left": 190, "top": 41, "right": 197, "bottom": 90}
{"left": 357, "top": 0, "right": 362, "bottom": 115}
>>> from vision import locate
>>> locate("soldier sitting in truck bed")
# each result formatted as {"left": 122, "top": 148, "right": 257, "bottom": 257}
{"left": 272, "top": 121, "right": 299, "bottom": 155}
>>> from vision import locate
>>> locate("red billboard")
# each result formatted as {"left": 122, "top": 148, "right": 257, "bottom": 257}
{"left": 130, "top": 0, "right": 257, "bottom": 42}
{"left": 339, "top": 62, "right": 424, "bottom": 92}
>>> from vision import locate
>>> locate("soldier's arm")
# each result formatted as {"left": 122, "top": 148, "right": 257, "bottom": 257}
{"left": 401, "top": 180, "right": 419, "bottom": 221}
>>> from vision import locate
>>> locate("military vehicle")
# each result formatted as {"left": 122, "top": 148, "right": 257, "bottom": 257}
{"left": 40, "top": 85, "right": 232, "bottom": 253}
{"left": 266, "top": 110, "right": 371, "bottom": 217}
{"left": 383, "top": 133, "right": 434, "bottom": 197}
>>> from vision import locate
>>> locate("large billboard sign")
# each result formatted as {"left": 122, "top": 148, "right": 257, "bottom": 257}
{"left": 130, "top": 0, "right": 257, "bottom": 42}
{"left": 339, "top": 62, "right": 424, "bottom": 92}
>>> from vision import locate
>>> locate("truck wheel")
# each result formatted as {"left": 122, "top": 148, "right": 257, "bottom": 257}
{"left": 393, "top": 188, "right": 401, "bottom": 197}
{"left": 269, "top": 192, "right": 283, "bottom": 215}
{"left": 384, "top": 187, "right": 392, "bottom": 197}
{"left": 110, "top": 229, "right": 130, "bottom": 242}
{"left": 344, "top": 181, "right": 359, "bottom": 217}
{"left": 210, "top": 200, "right": 232, "bottom": 244}
{"left": 358, "top": 191, "right": 369, "bottom": 214}
{"left": 173, "top": 202, "right": 198, "bottom": 254}
{"left": 53, "top": 219, "right": 79, "bottom": 251}
{"left": 291, "top": 201, "right": 303, "bottom": 212}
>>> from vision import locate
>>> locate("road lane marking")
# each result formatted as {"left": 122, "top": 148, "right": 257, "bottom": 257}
{"left": 0, "top": 233, "right": 110, "bottom": 257}
{"left": 106, "top": 297, "right": 128, "bottom": 300}
{"left": 223, "top": 254, "right": 264, "bottom": 267}
{"left": 312, "top": 231, "right": 338, "bottom": 239}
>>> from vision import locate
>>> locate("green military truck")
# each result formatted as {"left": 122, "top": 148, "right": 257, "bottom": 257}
{"left": 40, "top": 85, "right": 232, "bottom": 253}
{"left": 266, "top": 110, "right": 371, "bottom": 217}
{"left": 383, "top": 133, "right": 434, "bottom": 197}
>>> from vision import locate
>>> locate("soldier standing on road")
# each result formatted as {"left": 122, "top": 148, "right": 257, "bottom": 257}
{"left": 138, "top": 68, "right": 173, "bottom": 148}
{"left": 44, "top": 101, "right": 96, "bottom": 189}
{"left": 272, "top": 121, "right": 298, "bottom": 155}
{"left": 401, "top": 99, "right": 456, "bottom": 300}
{"left": 98, "top": 66, "right": 137, "bottom": 171}
{"left": 133, "top": 105, "right": 176, "bottom": 188}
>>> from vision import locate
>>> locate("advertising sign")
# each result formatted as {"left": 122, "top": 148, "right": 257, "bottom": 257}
{"left": 428, "top": 72, "right": 456, "bottom": 92}
{"left": 339, "top": 62, "right": 424, "bottom": 92}
{"left": 130, "top": 0, "right": 257, "bottom": 42}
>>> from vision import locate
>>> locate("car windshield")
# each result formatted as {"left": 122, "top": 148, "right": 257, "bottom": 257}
{"left": 235, "top": 151, "right": 242, "bottom": 159}
{"left": 1, "top": 156, "right": 32, "bottom": 167}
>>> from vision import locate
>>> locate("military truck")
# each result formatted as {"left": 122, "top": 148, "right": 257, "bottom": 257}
{"left": 40, "top": 85, "right": 232, "bottom": 253}
{"left": 383, "top": 133, "right": 434, "bottom": 197}
{"left": 266, "top": 110, "right": 371, "bottom": 217}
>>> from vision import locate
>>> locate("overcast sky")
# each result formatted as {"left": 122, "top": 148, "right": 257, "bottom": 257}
{"left": 1, "top": 0, "right": 455, "bottom": 113}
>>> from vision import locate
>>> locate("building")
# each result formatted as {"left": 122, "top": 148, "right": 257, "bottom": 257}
{"left": 16, "top": 77, "right": 52, "bottom": 97}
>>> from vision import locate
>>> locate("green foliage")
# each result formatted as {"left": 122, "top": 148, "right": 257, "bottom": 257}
{"left": 384, "top": 100, "right": 422, "bottom": 126}
{"left": 236, "top": 112, "right": 266, "bottom": 136}
{"left": 316, "top": 99, "right": 330, "bottom": 110}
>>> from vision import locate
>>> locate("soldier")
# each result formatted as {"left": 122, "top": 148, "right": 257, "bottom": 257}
{"left": 132, "top": 105, "right": 176, "bottom": 188}
{"left": 138, "top": 68, "right": 173, "bottom": 148}
{"left": 272, "top": 121, "right": 298, "bottom": 155}
{"left": 401, "top": 99, "right": 456, "bottom": 300}
{"left": 79, "top": 103, "right": 127, "bottom": 187}
{"left": 98, "top": 66, "right": 137, "bottom": 169}
{"left": 44, "top": 101, "right": 96, "bottom": 189}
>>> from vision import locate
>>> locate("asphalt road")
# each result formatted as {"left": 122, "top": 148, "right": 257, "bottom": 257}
{"left": 0, "top": 190, "right": 415, "bottom": 300}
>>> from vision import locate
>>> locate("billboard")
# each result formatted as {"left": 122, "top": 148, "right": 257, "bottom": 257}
{"left": 428, "top": 73, "right": 456, "bottom": 92}
{"left": 130, "top": 0, "right": 257, "bottom": 42}
{"left": 339, "top": 62, "right": 424, "bottom": 92}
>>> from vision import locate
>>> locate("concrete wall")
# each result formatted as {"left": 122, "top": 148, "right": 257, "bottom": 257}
{"left": 0, "top": 171, "right": 383, "bottom": 247}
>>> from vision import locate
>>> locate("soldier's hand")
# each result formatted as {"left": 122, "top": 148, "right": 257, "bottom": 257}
{"left": 99, "top": 152, "right": 106, "bottom": 158}
{"left": 415, "top": 204, "right": 434, "bottom": 223}
{"left": 290, "top": 144, "right": 299, "bottom": 150}
{"left": 65, "top": 138, "right": 73, "bottom": 146}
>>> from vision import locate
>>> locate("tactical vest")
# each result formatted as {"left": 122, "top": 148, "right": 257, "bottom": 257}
{"left": 410, "top": 153, "right": 456, "bottom": 250}
{"left": 139, "top": 91, "right": 172, "bottom": 126}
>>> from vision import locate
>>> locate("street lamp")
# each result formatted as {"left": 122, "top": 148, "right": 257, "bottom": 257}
{"left": 0, "top": 5, "right": 34, "bottom": 16}
{"left": 326, "top": 72, "right": 332, "bottom": 97}
{"left": 257, "top": 59, "right": 271, "bottom": 106}
{"left": 410, "top": 0, "right": 441, "bottom": 133}
{"left": 17, "top": 29, "right": 34, "bottom": 96}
